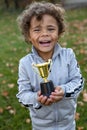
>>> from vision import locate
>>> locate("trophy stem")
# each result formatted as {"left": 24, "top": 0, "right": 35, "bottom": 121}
{"left": 44, "top": 78, "right": 48, "bottom": 83}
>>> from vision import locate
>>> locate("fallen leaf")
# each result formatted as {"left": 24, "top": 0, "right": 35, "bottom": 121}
{"left": 11, "top": 69, "right": 15, "bottom": 73}
{"left": 8, "top": 83, "right": 15, "bottom": 88}
{"left": 5, "top": 106, "right": 12, "bottom": 110}
{"left": 0, "top": 107, "right": 4, "bottom": 114}
{"left": 2, "top": 91, "right": 9, "bottom": 97}
{"left": 78, "top": 101, "right": 84, "bottom": 106}
{"left": 75, "top": 112, "right": 80, "bottom": 121}
{"left": 61, "top": 42, "right": 67, "bottom": 47}
{"left": 26, "top": 118, "right": 31, "bottom": 124}
{"left": 13, "top": 48, "right": 17, "bottom": 52}
{"left": 6, "top": 63, "right": 14, "bottom": 67}
{"left": 21, "top": 104, "right": 25, "bottom": 108}
{"left": 84, "top": 68, "right": 87, "bottom": 73}
{"left": 26, "top": 48, "right": 30, "bottom": 53}
{"left": 79, "top": 49, "right": 86, "bottom": 54}
{"left": 0, "top": 73, "right": 3, "bottom": 77}
{"left": 77, "top": 126, "right": 84, "bottom": 130}
{"left": 83, "top": 90, "right": 87, "bottom": 102}
{"left": 9, "top": 109, "right": 16, "bottom": 115}
{"left": 2, "top": 80, "right": 6, "bottom": 84}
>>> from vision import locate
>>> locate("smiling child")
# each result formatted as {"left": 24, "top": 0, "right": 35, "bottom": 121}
{"left": 16, "top": 2, "right": 84, "bottom": 130}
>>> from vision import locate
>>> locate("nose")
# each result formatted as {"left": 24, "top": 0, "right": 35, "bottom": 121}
{"left": 41, "top": 29, "right": 48, "bottom": 36}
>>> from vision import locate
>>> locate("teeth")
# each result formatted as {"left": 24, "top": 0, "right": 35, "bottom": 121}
{"left": 39, "top": 41, "right": 50, "bottom": 44}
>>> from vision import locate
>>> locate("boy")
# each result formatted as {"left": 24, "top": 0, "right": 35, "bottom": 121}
{"left": 16, "top": 2, "right": 84, "bottom": 130}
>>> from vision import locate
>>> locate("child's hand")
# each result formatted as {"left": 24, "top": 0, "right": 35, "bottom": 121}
{"left": 37, "top": 86, "right": 64, "bottom": 106}
{"left": 49, "top": 86, "right": 64, "bottom": 103}
{"left": 37, "top": 91, "right": 53, "bottom": 106}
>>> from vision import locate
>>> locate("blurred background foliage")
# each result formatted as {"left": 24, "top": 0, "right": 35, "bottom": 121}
{"left": 0, "top": 0, "right": 61, "bottom": 10}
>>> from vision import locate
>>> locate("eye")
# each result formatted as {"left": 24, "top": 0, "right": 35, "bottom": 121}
{"left": 48, "top": 28, "right": 55, "bottom": 31}
{"left": 33, "top": 28, "right": 40, "bottom": 32}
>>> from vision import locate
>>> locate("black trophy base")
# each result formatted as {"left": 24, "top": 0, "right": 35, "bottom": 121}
{"left": 40, "top": 80, "right": 54, "bottom": 97}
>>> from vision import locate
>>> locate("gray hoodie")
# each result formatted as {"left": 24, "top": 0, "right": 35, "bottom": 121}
{"left": 16, "top": 43, "right": 84, "bottom": 130}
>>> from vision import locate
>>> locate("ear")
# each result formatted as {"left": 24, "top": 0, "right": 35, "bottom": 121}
{"left": 27, "top": 37, "right": 32, "bottom": 44}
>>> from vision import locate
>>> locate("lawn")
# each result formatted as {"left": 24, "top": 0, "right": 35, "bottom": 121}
{"left": 0, "top": 5, "right": 87, "bottom": 130}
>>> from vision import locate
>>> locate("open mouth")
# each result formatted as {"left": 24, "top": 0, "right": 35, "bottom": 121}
{"left": 39, "top": 40, "right": 51, "bottom": 45}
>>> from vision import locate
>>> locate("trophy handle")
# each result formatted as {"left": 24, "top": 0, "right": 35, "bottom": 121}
{"left": 48, "top": 59, "right": 52, "bottom": 73}
{"left": 32, "top": 64, "right": 42, "bottom": 79}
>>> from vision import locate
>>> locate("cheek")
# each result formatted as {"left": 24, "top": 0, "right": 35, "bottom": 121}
{"left": 28, "top": 33, "right": 36, "bottom": 42}
{"left": 53, "top": 33, "right": 58, "bottom": 41}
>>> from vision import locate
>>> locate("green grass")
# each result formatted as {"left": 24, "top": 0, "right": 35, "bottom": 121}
{"left": 0, "top": 7, "right": 87, "bottom": 130}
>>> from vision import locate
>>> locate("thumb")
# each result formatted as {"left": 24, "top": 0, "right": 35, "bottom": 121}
{"left": 37, "top": 90, "right": 41, "bottom": 96}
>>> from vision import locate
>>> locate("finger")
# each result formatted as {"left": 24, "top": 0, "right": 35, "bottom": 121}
{"left": 50, "top": 95, "right": 63, "bottom": 102}
{"left": 44, "top": 98, "right": 52, "bottom": 105}
{"left": 37, "top": 95, "right": 43, "bottom": 102}
{"left": 40, "top": 96, "right": 47, "bottom": 104}
{"left": 55, "top": 87, "right": 61, "bottom": 91}
{"left": 55, "top": 96, "right": 63, "bottom": 101}
{"left": 37, "top": 91, "right": 41, "bottom": 96}
{"left": 57, "top": 90, "right": 64, "bottom": 96}
{"left": 53, "top": 89, "right": 64, "bottom": 96}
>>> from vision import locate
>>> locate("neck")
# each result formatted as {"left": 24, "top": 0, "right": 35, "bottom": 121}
{"left": 38, "top": 51, "right": 53, "bottom": 62}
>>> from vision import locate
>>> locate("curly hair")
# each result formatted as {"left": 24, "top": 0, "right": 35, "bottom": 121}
{"left": 17, "top": 1, "right": 66, "bottom": 43}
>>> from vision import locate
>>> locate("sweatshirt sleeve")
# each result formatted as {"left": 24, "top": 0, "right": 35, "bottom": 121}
{"left": 61, "top": 49, "right": 84, "bottom": 98}
{"left": 16, "top": 59, "right": 42, "bottom": 109}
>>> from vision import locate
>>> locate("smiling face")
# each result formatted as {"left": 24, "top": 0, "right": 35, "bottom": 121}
{"left": 29, "top": 14, "right": 59, "bottom": 60}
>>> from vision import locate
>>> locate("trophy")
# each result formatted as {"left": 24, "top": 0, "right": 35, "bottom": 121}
{"left": 32, "top": 59, "right": 54, "bottom": 97}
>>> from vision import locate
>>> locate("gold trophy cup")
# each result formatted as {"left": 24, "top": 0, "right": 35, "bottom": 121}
{"left": 32, "top": 59, "right": 54, "bottom": 97}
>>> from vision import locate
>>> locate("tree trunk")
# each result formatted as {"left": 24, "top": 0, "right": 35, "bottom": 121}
{"left": 13, "top": 0, "right": 19, "bottom": 9}
{"left": 4, "top": 0, "right": 9, "bottom": 8}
